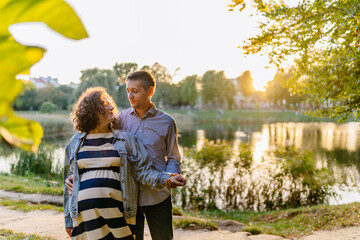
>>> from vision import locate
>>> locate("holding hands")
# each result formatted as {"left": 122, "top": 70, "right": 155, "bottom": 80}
{"left": 65, "top": 174, "right": 186, "bottom": 195}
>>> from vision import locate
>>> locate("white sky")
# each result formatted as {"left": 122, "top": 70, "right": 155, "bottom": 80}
{"left": 10, "top": 0, "right": 277, "bottom": 91}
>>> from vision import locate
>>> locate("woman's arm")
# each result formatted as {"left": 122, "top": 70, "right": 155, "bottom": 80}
{"left": 63, "top": 142, "right": 73, "bottom": 230}
{"left": 128, "top": 134, "right": 185, "bottom": 189}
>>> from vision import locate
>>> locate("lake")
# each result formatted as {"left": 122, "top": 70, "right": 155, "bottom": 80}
{"left": 1, "top": 121, "right": 360, "bottom": 210}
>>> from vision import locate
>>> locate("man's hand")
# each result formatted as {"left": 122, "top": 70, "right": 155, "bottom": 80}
{"left": 165, "top": 174, "right": 186, "bottom": 188}
{"left": 65, "top": 175, "right": 73, "bottom": 195}
{"left": 65, "top": 227, "right": 72, "bottom": 237}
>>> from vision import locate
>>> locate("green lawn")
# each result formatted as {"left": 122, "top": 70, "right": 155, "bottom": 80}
{"left": 165, "top": 109, "right": 358, "bottom": 124}
{"left": 186, "top": 202, "right": 360, "bottom": 238}
{"left": 0, "top": 197, "right": 63, "bottom": 212}
{"left": 0, "top": 174, "right": 63, "bottom": 196}
{"left": 0, "top": 228, "right": 55, "bottom": 240}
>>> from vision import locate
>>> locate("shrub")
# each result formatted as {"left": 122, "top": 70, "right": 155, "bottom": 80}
{"left": 40, "top": 101, "right": 58, "bottom": 113}
{"left": 11, "top": 144, "right": 62, "bottom": 180}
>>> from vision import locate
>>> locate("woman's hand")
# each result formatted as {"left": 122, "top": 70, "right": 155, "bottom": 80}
{"left": 65, "top": 175, "right": 73, "bottom": 195}
{"left": 165, "top": 174, "right": 186, "bottom": 188}
{"left": 65, "top": 227, "right": 73, "bottom": 237}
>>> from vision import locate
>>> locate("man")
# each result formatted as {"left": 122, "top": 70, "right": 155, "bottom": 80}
{"left": 118, "top": 70, "right": 181, "bottom": 240}
{"left": 66, "top": 70, "right": 181, "bottom": 240}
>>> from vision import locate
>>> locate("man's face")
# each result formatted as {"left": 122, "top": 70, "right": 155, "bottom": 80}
{"left": 126, "top": 80, "right": 151, "bottom": 109}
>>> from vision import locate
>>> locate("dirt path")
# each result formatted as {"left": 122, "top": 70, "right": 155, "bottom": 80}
{"left": 0, "top": 206, "right": 285, "bottom": 240}
{"left": 1, "top": 205, "right": 359, "bottom": 240}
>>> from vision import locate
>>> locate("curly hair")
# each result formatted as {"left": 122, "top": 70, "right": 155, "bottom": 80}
{"left": 70, "top": 87, "right": 118, "bottom": 132}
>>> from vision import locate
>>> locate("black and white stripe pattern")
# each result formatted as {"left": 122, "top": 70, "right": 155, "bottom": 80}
{"left": 72, "top": 133, "right": 135, "bottom": 240}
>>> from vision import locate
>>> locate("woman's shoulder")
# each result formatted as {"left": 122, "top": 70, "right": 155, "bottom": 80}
{"left": 67, "top": 132, "right": 86, "bottom": 146}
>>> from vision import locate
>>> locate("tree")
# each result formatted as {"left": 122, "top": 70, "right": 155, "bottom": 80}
{"left": 141, "top": 62, "right": 173, "bottom": 83}
{"left": 112, "top": 63, "right": 138, "bottom": 108}
{"left": 230, "top": 0, "right": 360, "bottom": 120}
{"left": 201, "top": 70, "right": 236, "bottom": 109}
{"left": 73, "top": 68, "right": 118, "bottom": 102}
{"left": 140, "top": 62, "right": 179, "bottom": 107}
{"left": 179, "top": 75, "right": 198, "bottom": 108}
{"left": 14, "top": 80, "right": 37, "bottom": 110}
{"left": 266, "top": 69, "right": 307, "bottom": 109}
{"left": 113, "top": 62, "right": 138, "bottom": 84}
{"left": 236, "top": 70, "right": 254, "bottom": 97}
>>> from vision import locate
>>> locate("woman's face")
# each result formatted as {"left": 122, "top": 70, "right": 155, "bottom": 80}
{"left": 98, "top": 97, "right": 115, "bottom": 125}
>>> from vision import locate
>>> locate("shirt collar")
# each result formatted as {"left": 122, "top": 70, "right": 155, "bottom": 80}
{"left": 130, "top": 103, "right": 157, "bottom": 117}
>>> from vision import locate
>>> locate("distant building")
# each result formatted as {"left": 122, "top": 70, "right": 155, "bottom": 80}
{"left": 30, "top": 76, "right": 60, "bottom": 88}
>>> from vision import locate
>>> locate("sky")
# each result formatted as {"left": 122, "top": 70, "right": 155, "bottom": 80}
{"left": 10, "top": 0, "right": 278, "bottom": 91}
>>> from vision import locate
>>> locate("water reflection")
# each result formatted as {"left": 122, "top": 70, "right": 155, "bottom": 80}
{"left": 1, "top": 122, "right": 360, "bottom": 210}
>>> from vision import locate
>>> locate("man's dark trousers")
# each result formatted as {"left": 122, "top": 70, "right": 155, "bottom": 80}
{"left": 135, "top": 196, "right": 173, "bottom": 240}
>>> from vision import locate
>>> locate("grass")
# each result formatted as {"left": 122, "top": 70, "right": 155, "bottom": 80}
{"left": 0, "top": 197, "right": 63, "bottom": 212}
{"left": 173, "top": 217, "right": 219, "bottom": 231}
{"left": 0, "top": 174, "right": 63, "bottom": 196}
{"left": 17, "top": 111, "right": 74, "bottom": 135}
{"left": 187, "top": 202, "right": 360, "bottom": 239}
{"left": 165, "top": 109, "right": 359, "bottom": 124}
{"left": 0, "top": 228, "right": 55, "bottom": 240}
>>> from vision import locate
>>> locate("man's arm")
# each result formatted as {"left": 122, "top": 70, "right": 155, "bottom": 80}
{"left": 113, "top": 112, "right": 124, "bottom": 130}
{"left": 165, "top": 119, "right": 181, "bottom": 174}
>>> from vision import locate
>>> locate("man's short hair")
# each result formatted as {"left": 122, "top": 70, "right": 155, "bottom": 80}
{"left": 126, "top": 70, "right": 156, "bottom": 91}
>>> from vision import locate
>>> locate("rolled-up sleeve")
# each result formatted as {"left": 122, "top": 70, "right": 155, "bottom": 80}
{"left": 165, "top": 119, "right": 181, "bottom": 174}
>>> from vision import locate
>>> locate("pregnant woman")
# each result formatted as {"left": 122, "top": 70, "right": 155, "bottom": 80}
{"left": 63, "top": 87, "right": 185, "bottom": 239}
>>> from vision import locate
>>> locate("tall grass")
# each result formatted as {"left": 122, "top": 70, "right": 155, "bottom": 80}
{"left": 18, "top": 112, "right": 74, "bottom": 135}
{"left": 11, "top": 144, "right": 62, "bottom": 181}
{"left": 174, "top": 141, "right": 336, "bottom": 211}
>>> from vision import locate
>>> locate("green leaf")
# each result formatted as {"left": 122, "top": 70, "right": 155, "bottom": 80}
{"left": 0, "top": 113, "right": 43, "bottom": 152}
{"left": 0, "top": 0, "right": 88, "bottom": 152}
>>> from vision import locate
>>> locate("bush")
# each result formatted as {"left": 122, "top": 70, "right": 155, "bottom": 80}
{"left": 40, "top": 101, "right": 58, "bottom": 113}
{"left": 11, "top": 144, "right": 62, "bottom": 180}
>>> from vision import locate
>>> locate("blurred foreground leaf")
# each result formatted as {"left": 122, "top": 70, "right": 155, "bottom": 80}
{"left": 0, "top": 0, "right": 88, "bottom": 151}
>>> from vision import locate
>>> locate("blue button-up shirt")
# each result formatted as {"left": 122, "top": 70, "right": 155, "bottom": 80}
{"left": 116, "top": 104, "right": 181, "bottom": 206}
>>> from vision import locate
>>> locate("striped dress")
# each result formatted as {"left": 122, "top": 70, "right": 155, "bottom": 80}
{"left": 71, "top": 132, "right": 136, "bottom": 240}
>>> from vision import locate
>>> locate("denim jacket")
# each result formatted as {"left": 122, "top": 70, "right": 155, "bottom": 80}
{"left": 63, "top": 128, "right": 171, "bottom": 228}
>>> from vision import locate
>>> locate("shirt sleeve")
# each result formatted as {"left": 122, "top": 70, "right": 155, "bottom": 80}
{"left": 165, "top": 119, "right": 181, "bottom": 174}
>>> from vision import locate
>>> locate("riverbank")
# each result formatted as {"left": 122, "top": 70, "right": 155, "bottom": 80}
{"left": 1, "top": 201, "right": 360, "bottom": 240}
{"left": 1, "top": 174, "right": 360, "bottom": 239}
{"left": 16, "top": 109, "right": 358, "bottom": 135}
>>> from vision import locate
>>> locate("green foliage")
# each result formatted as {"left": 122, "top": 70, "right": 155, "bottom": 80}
{"left": 266, "top": 69, "right": 307, "bottom": 109}
{"left": 11, "top": 145, "right": 62, "bottom": 181}
{"left": 73, "top": 68, "right": 118, "bottom": 101}
{"left": 141, "top": 62, "right": 173, "bottom": 83}
{"left": 173, "top": 218, "right": 218, "bottom": 231}
{"left": 39, "top": 102, "right": 58, "bottom": 113}
{"left": 0, "top": 228, "right": 55, "bottom": 240}
{"left": 14, "top": 85, "right": 75, "bottom": 111}
{"left": 273, "top": 147, "right": 336, "bottom": 207}
{"left": 0, "top": 197, "right": 63, "bottom": 213}
{"left": 179, "top": 75, "right": 198, "bottom": 108}
{"left": 0, "top": 174, "right": 63, "bottom": 195}
{"left": 197, "top": 202, "right": 360, "bottom": 238}
{"left": 113, "top": 62, "right": 138, "bottom": 84}
{"left": 176, "top": 141, "right": 337, "bottom": 211}
{"left": 187, "top": 139, "right": 233, "bottom": 169}
{"left": 0, "top": 0, "right": 87, "bottom": 151}
{"left": 237, "top": 70, "right": 254, "bottom": 97}
{"left": 230, "top": 0, "right": 360, "bottom": 121}
{"left": 242, "top": 226, "right": 261, "bottom": 235}
{"left": 201, "top": 70, "right": 236, "bottom": 109}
